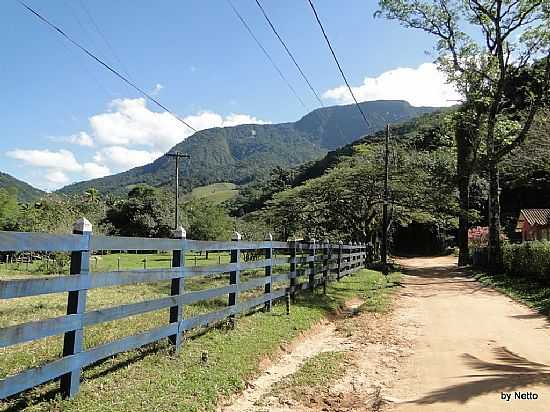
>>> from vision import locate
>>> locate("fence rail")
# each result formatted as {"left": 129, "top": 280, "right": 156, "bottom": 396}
{"left": 0, "top": 223, "right": 367, "bottom": 401}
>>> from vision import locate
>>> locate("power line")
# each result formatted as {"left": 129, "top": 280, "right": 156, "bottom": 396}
{"left": 17, "top": 0, "right": 197, "bottom": 133}
{"left": 253, "top": 0, "right": 350, "bottom": 145}
{"left": 226, "top": 0, "right": 308, "bottom": 111}
{"left": 77, "top": 0, "right": 134, "bottom": 81}
{"left": 305, "top": 0, "right": 371, "bottom": 129}
{"left": 254, "top": 0, "right": 324, "bottom": 108}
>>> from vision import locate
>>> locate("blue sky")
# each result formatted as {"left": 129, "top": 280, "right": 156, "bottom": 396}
{"left": 0, "top": 0, "right": 458, "bottom": 191}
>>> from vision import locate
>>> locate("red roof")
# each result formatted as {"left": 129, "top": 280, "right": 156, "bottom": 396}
{"left": 520, "top": 209, "right": 550, "bottom": 226}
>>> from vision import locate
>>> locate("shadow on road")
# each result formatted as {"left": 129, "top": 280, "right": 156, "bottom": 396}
{"left": 409, "top": 346, "right": 550, "bottom": 405}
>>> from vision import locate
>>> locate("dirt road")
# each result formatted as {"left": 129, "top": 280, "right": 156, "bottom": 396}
{"left": 222, "top": 256, "right": 550, "bottom": 411}
{"left": 388, "top": 256, "right": 550, "bottom": 411}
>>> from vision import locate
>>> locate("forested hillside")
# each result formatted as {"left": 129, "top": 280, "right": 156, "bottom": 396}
{"left": 0, "top": 172, "right": 44, "bottom": 202}
{"left": 57, "top": 100, "right": 439, "bottom": 196}
{"left": 230, "top": 108, "right": 550, "bottom": 248}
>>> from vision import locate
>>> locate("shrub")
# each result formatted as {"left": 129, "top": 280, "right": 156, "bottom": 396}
{"left": 502, "top": 241, "right": 550, "bottom": 281}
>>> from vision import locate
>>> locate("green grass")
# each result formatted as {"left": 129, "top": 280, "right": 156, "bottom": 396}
{"left": 476, "top": 271, "right": 550, "bottom": 315}
{"left": 0, "top": 269, "right": 398, "bottom": 412}
{"left": 268, "top": 351, "right": 348, "bottom": 403}
{"left": 0, "top": 251, "right": 232, "bottom": 276}
{"left": 182, "top": 182, "right": 238, "bottom": 205}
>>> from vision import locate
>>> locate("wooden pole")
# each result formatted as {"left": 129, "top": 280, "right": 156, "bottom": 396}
{"left": 60, "top": 217, "right": 92, "bottom": 398}
{"left": 264, "top": 233, "right": 273, "bottom": 312}
{"left": 169, "top": 226, "right": 186, "bottom": 351}
{"left": 165, "top": 152, "right": 190, "bottom": 229}
{"left": 228, "top": 232, "right": 241, "bottom": 329}
{"left": 382, "top": 124, "right": 390, "bottom": 276}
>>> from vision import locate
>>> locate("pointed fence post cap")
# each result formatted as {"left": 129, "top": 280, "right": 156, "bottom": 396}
{"left": 310, "top": 238, "right": 316, "bottom": 244}
{"left": 172, "top": 226, "right": 187, "bottom": 239}
{"left": 323, "top": 239, "right": 330, "bottom": 244}
{"left": 232, "top": 231, "right": 242, "bottom": 241}
{"left": 73, "top": 217, "right": 92, "bottom": 233}
{"left": 338, "top": 240, "right": 343, "bottom": 245}
{"left": 265, "top": 233, "right": 273, "bottom": 241}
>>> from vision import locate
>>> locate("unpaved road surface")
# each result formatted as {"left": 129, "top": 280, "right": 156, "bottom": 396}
{"left": 388, "top": 256, "right": 550, "bottom": 412}
{"left": 222, "top": 257, "right": 550, "bottom": 411}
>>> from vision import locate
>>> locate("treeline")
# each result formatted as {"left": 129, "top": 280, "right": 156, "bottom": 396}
{"left": 0, "top": 185, "right": 234, "bottom": 242}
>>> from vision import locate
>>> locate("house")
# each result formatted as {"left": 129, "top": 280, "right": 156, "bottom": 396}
{"left": 516, "top": 209, "right": 550, "bottom": 242}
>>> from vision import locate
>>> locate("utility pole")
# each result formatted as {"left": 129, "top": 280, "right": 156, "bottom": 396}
{"left": 165, "top": 151, "right": 190, "bottom": 229}
{"left": 381, "top": 124, "right": 390, "bottom": 276}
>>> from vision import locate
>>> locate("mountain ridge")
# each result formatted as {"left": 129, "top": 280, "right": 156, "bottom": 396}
{"left": 56, "top": 100, "right": 441, "bottom": 196}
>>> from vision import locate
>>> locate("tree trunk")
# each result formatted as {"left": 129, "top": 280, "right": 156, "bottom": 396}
{"left": 457, "top": 175, "right": 471, "bottom": 266}
{"left": 487, "top": 162, "right": 502, "bottom": 273}
{"left": 455, "top": 110, "right": 480, "bottom": 266}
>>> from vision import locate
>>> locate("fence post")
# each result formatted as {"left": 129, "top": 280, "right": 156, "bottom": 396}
{"left": 354, "top": 242, "right": 358, "bottom": 270}
{"left": 309, "top": 238, "right": 316, "bottom": 291}
{"left": 228, "top": 231, "right": 241, "bottom": 328}
{"left": 264, "top": 233, "right": 273, "bottom": 312}
{"left": 323, "top": 239, "right": 329, "bottom": 293}
{"left": 60, "top": 217, "right": 92, "bottom": 398}
{"left": 363, "top": 242, "right": 368, "bottom": 268}
{"left": 337, "top": 241, "right": 343, "bottom": 281}
{"left": 289, "top": 237, "right": 297, "bottom": 303}
{"left": 169, "top": 226, "right": 186, "bottom": 351}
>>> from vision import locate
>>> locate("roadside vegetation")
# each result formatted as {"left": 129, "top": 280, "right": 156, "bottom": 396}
{"left": 268, "top": 351, "right": 349, "bottom": 404}
{"left": 475, "top": 242, "right": 550, "bottom": 315}
{"left": 477, "top": 270, "right": 550, "bottom": 316}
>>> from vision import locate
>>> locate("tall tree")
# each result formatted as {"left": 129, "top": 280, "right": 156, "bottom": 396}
{"left": 377, "top": 0, "right": 550, "bottom": 271}
{"left": 104, "top": 185, "right": 174, "bottom": 238}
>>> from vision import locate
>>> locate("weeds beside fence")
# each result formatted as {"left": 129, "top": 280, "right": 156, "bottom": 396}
{"left": 0, "top": 223, "right": 368, "bottom": 402}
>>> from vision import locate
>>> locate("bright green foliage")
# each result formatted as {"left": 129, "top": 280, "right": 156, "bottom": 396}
{"left": 264, "top": 141, "right": 458, "bottom": 242}
{"left": 502, "top": 241, "right": 550, "bottom": 280}
{"left": 15, "top": 194, "right": 108, "bottom": 234}
{"left": 181, "top": 198, "right": 233, "bottom": 241}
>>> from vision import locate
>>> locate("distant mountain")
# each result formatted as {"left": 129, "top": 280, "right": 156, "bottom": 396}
{"left": 0, "top": 171, "right": 45, "bottom": 202}
{"left": 58, "top": 100, "right": 440, "bottom": 196}
{"left": 292, "top": 109, "right": 452, "bottom": 185}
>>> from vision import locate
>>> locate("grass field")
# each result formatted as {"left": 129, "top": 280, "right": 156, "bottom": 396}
{"left": 0, "top": 250, "right": 233, "bottom": 276}
{"left": 0, "top": 257, "right": 399, "bottom": 411}
{"left": 182, "top": 182, "right": 238, "bottom": 205}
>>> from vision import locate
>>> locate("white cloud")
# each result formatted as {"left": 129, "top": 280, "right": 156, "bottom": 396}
{"left": 69, "top": 132, "right": 94, "bottom": 147}
{"left": 89, "top": 98, "right": 270, "bottom": 151}
{"left": 95, "top": 146, "right": 163, "bottom": 171}
{"left": 5, "top": 149, "right": 109, "bottom": 188}
{"left": 82, "top": 162, "right": 110, "bottom": 179}
{"left": 6, "top": 149, "right": 83, "bottom": 172}
{"left": 89, "top": 98, "right": 186, "bottom": 151}
{"left": 184, "top": 111, "right": 270, "bottom": 131}
{"left": 45, "top": 170, "right": 70, "bottom": 185}
{"left": 322, "top": 63, "right": 462, "bottom": 107}
{"left": 48, "top": 131, "right": 94, "bottom": 147}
